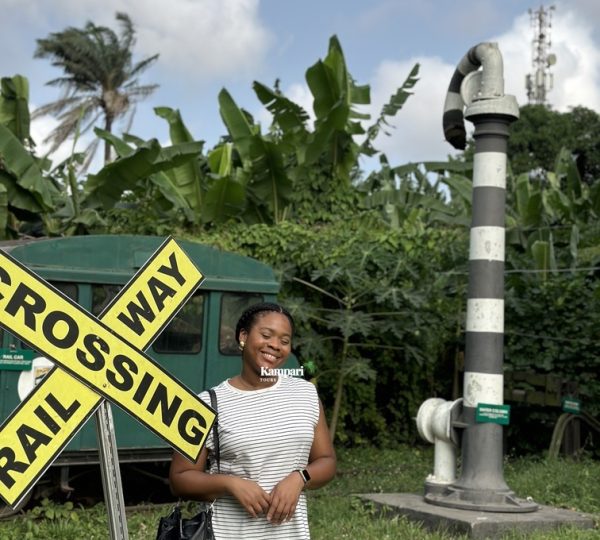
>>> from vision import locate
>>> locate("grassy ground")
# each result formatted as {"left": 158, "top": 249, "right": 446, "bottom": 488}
{"left": 309, "top": 447, "right": 600, "bottom": 539}
{"left": 1, "top": 446, "right": 598, "bottom": 539}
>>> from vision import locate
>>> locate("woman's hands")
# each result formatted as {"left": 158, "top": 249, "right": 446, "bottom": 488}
{"left": 228, "top": 472, "right": 304, "bottom": 524}
{"left": 267, "top": 471, "right": 305, "bottom": 524}
{"left": 228, "top": 477, "right": 271, "bottom": 518}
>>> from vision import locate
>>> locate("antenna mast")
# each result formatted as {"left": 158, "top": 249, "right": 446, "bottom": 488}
{"left": 526, "top": 5, "right": 557, "bottom": 106}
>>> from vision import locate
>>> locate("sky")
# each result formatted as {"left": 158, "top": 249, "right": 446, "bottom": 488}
{"left": 1, "top": 0, "right": 599, "bottom": 173}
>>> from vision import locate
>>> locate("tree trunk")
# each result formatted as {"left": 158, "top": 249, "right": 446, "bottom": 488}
{"left": 104, "top": 115, "right": 113, "bottom": 163}
{"left": 328, "top": 335, "right": 349, "bottom": 443}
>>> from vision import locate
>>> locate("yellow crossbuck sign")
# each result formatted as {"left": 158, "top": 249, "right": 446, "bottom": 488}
{"left": 0, "top": 237, "right": 216, "bottom": 508}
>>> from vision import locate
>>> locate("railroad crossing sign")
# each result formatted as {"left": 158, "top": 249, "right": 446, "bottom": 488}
{"left": 0, "top": 237, "right": 216, "bottom": 509}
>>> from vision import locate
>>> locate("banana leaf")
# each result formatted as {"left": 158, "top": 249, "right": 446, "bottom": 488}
{"left": 0, "top": 75, "right": 30, "bottom": 143}
{"left": 84, "top": 139, "right": 203, "bottom": 210}
{"left": 218, "top": 89, "right": 254, "bottom": 161}
{"left": 363, "top": 63, "right": 418, "bottom": 154}
{"left": 155, "top": 107, "right": 194, "bottom": 144}
{"left": 0, "top": 183, "right": 7, "bottom": 237}
{"left": 202, "top": 176, "right": 246, "bottom": 224}
{"left": 514, "top": 173, "right": 543, "bottom": 227}
{"left": 95, "top": 128, "right": 196, "bottom": 219}
{"left": 305, "top": 61, "right": 349, "bottom": 130}
{"left": 531, "top": 239, "right": 557, "bottom": 276}
{"left": 208, "top": 144, "right": 233, "bottom": 177}
{"left": 154, "top": 107, "right": 204, "bottom": 215}
{"left": 555, "top": 147, "right": 582, "bottom": 200}
{"left": 423, "top": 161, "right": 473, "bottom": 173}
{"left": 252, "top": 82, "right": 309, "bottom": 135}
{"left": 246, "top": 137, "right": 292, "bottom": 220}
{"left": 0, "top": 124, "right": 55, "bottom": 211}
{"left": 94, "top": 127, "right": 135, "bottom": 157}
{"left": 219, "top": 89, "right": 291, "bottom": 221}
{"left": 304, "top": 36, "right": 367, "bottom": 171}
{"left": 440, "top": 174, "right": 473, "bottom": 207}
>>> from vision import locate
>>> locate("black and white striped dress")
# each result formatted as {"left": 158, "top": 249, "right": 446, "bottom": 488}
{"left": 200, "top": 376, "right": 319, "bottom": 539}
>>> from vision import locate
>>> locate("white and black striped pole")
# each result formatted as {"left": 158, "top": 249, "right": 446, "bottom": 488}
{"left": 423, "top": 43, "right": 537, "bottom": 512}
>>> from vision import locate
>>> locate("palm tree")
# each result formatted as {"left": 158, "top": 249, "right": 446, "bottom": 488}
{"left": 33, "top": 12, "right": 159, "bottom": 163}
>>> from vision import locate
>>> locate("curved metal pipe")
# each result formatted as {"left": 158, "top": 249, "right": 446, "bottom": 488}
{"left": 426, "top": 42, "right": 533, "bottom": 513}
{"left": 442, "top": 42, "right": 505, "bottom": 149}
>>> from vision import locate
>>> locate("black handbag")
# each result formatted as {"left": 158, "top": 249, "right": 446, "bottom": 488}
{"left": 155, "top": 503, "right": 213, "bottom": 540}
{"left": 156, "top": 388, "right": 220, "bottom": 540}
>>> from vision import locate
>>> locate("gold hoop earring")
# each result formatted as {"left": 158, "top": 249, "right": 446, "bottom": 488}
{"left": 238, "top": 340, "right": 245, "bottom": 351}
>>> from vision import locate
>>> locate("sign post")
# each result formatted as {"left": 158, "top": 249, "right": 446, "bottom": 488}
{"left": 0, "top": 237, "right": 216, "bottom": 538}
{"left": 97, "top": 401, "right": 129, "bottom": 539}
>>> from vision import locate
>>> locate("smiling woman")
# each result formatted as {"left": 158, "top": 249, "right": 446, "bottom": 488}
{"left": 169, "top": 302, "right": 337, "bottom": 540}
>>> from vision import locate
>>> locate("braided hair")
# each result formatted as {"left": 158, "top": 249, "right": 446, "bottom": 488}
{"left": 235, "top": 302, "right": 295, "bottom": 344}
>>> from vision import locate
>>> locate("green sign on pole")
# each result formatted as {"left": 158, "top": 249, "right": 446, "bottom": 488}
{"left": 562, "top": 397, "right": 581, "bottom": 414}
{"left": 0, "top": 349, "right": 34, "bottom": 371}
{"left": 476, "top": 403, "right": 510, "bottom": 425}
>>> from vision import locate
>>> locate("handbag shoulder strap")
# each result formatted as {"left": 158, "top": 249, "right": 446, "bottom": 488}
{"left": 207, "top": 388, "right": 220, "bottom": 473}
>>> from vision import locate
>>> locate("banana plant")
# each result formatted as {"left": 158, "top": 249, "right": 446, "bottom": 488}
{"left": 216, "top": 35, "right": 420, "bottom": 225}
{"left": 85, "top": 132, "right": 203, "bottom": 219}
{"left": 0, "top": 75, "right": 58, "bottom": 237}
{"left": 202, "top": 142, "right": 246, "bottom": 224}
{"left": 362, "top": 156, "right": 473, "bottom": 228}
{"left": 361, "top": 63, "right": 419, "bottom": 157}
{"left": 218, "top": 88, "right": 292, "bottom": 223}
{"left": 154, "top": 107, "right": 205, "bottom": 219}
{"left": 0, "top": 75, "right": 31, "bottom": 145}
{"left": 94, "top": 105, "right": 249, "bottom": 226}
{"left": 303, "top": 35, "right": 370, "bottom": 182}
{"left": 506, "top": 147, "right": 600, "bottom": 277}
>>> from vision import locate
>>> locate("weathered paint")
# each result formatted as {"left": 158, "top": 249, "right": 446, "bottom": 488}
{"left": 472, "top": 152, "right": 506, "bottom": 189}
{"left": 463, "top": 371, "right": 504, "bottom": 407}
{"left": 469, "top": 226, "right": 505, "bottom": 262}
{"left": 466, "top": 299, "right": 504, "bottom": 333}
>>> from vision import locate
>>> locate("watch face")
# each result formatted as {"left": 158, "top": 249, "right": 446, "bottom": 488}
{"left": 302, "top": 469, "right": 311, "bottom": 482}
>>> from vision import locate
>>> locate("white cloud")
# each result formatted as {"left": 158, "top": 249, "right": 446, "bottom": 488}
{"left": 29, "top": 112, "right": 66, "bottom": 163}
{"left": 543, "top": 8, "right": 600, "bottom": 111}
{"left": 131, "top": 0, "right": 272, "bottom": 81}
{"left": 6, "top": 0, "right": 271, "bottom": 82}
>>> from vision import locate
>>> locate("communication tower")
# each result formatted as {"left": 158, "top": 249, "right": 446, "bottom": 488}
{"left": 525, "top": 5, "right": 557, "bottom": 106}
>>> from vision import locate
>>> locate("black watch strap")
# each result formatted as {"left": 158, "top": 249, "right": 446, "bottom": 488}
{"left": 297, "top": 468, "right": 310, "bottom": 484}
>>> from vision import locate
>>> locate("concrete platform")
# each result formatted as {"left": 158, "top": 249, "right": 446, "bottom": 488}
{"left": 358, "top": 493, "right": 598, "bottom": 539}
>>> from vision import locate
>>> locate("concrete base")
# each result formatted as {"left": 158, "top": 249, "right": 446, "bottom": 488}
{"left": 358, "top": 493, "right": 597, "bottom": 539}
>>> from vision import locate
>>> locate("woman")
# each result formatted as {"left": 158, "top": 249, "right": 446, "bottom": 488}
{"left": 170, "top": 302, "right": 336, "bottom": 539}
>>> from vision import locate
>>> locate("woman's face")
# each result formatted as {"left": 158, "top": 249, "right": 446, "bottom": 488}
{"left": 239, "top": 311, "right": 292, "bottom": 373}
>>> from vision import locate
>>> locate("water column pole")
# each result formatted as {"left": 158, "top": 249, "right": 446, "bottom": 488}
{"left": 427, "top": 42, "right": 538, "bottom": 512}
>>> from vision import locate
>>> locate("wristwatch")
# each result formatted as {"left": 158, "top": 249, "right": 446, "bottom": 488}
{"left": 297, "top": 468, "right": 311, "bottom": 484}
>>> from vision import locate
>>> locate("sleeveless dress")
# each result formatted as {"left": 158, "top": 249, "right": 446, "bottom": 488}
{"left": 199, "top": 376, "right": 319, "bottom": 539}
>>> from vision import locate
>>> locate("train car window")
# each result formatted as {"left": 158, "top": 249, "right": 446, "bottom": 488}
{"left": 92, "top": 284, "right": 123, "bottom": 316}
{"left": 20, "top": 282, "right": 78, "bottom": 350}
{"left": 52, "top": 282, "right": 78, "bottom": 302}
{"left": 219, "top": 293, "right": 263, "bottom": 355}
{"left": 153, "top": 293, "right": 204, "bottom": 354}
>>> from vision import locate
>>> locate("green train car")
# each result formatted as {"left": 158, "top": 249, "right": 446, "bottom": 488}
{"left": 0, "top": 235, "right": 293, "bottom": 509}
